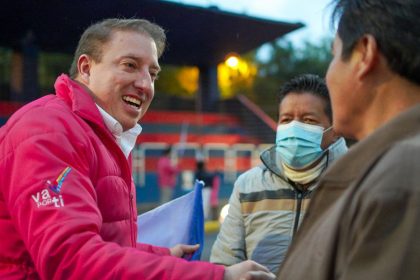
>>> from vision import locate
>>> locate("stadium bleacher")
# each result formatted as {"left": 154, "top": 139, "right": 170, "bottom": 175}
{"left": 0, "top": 98, "right": 275, "bottom": 210}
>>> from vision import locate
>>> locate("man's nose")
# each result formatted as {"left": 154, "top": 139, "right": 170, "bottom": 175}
{"left": 134, "top": 70, "right": 152, "bottom": 90}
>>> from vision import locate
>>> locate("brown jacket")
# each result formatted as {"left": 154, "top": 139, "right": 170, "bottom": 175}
{"left": 277, "top": 104, "right": 420, "bottom": 280}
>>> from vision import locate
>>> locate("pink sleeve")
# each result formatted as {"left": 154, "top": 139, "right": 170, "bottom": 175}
{"left": 136, "top": 242, "right": 171, "bottom": 256}
{"left": 4, "top": 124, "right": 225, "bottom": 280}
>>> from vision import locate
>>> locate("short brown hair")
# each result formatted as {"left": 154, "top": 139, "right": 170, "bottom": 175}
{"left": 69, "top": 18, "right": 166, "bottom": 78}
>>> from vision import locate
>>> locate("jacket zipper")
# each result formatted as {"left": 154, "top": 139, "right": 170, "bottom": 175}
{"left": 293, "top": 192, "right": 303, "bottom": 236}
{"left": 129, "top": 191, "right": 135, "bottom": 246}
{"left": 111, "top": 137, "right": 136, "bottom": 247}
{"left": 119, "top": 151, "right": 135, "bottom": 247}
{"left": 100, "top": 128, "right": 136, "bottom": 247}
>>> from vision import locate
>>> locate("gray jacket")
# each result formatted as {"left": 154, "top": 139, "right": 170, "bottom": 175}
{"left": 210, "top": 138, "right": 348, "bottom": 273}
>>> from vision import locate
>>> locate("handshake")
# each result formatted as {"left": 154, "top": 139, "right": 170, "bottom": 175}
{"left": 171, "top": 244, "right": 275, "bottom": 280}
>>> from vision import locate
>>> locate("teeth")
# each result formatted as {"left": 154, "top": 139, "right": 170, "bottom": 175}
{"left": 122, "top": 96, "right": 142, "bottom": 107}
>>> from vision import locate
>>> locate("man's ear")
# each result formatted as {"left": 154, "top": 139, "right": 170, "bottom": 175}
{"left": 354, "top": 34, "right": 379, "bottom": 80}
{"left": 77, "top": 54, "right": 92, "bottom": 84}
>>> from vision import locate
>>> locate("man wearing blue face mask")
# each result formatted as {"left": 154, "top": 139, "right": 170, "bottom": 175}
{"left": 276, "top": 118, "right": 334, "bottom": 185}
{"left": 210, "top": 74, "right": 348, "bottom": 273}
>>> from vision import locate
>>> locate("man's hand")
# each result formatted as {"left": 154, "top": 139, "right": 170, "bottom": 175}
{"left": 169, "top": 244, "right": 199, "bottom": 258}
{"left": 224, "top": 260, "right": 275, "bottom": 280}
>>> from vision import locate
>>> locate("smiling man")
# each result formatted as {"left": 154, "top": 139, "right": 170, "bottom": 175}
{"left": 0, "top": 18, "right": 275, "bottom": 280}
{"left": 70, "top": 24, "right": 160, "bottom": 132}
{"left": 277, "top": 0, "right": 420, "bottom": 279}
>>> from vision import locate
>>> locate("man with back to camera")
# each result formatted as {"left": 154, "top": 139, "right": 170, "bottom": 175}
{"left": 277, "top": 0, "right": 420, "bottom": 279}
{"left": 0, "top": 18, "right": 275, "bottom": 279}
{"left": 210, "top": 74, "right": 348, "bottom": 273}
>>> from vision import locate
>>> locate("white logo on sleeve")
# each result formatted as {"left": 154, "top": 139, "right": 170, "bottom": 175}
{"left": 30, "top": 167, "right": 72, "bottom": 208}
{"left": 31, "top": 188, "right": 65, "bottom": 208}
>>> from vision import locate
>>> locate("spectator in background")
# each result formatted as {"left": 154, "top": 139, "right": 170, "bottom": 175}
{"left": 210, "top": 74, "right": 348, "bottom": 273}
{"left": 278, "top": 0, "right": 420, "bottom": 279}
{"left": 195, "top": 160, "right": 216, "bottom": 220}
{"left": 210, "top": 170, "right": 221, "bottom": 221}
{"left": 157, "top": 145, "right": 178, "bottom": 204}
{"left": 0, "top": 17, "right": 275, "bottom": 280}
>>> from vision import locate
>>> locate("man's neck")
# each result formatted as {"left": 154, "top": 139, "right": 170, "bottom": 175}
{"left": 356, "top": 75, "right": 420, "bottom": 140}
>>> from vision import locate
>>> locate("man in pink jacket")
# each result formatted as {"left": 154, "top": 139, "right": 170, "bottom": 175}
{"left": 0, "top": 18, "right": 274, "bottom": 279}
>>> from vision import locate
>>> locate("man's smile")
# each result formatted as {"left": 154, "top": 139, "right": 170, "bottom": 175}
{"left": 122, "top": 95, "right": 142, "bottom": 110}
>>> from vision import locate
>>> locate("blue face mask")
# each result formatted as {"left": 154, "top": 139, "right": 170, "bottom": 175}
{"left": 276, "top": 120, "right": 330, "bottom": 169}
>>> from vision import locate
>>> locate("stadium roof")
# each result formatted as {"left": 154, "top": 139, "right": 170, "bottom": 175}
{"left": 0, "top": 0, "right": 304, "bottom": 65}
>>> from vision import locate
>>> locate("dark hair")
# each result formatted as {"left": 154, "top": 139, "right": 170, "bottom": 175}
{"left": 331, "top": 0, "right": 420, "bottom": 85}
{"left": 278, "top": 74, "right": 332, "bottom": 121}
{"left": 196, "top": 161, "right": 205, "bottom": 171}
{"left": 69, "top": 18, "right": 166, "bottom": 78}
{"left": 163, "top": 146, "right": 172, "bottom": 156}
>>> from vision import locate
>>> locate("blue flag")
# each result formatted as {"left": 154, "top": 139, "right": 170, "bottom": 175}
{"left": 137, "top": 180, "right": 204, "bottom": 260}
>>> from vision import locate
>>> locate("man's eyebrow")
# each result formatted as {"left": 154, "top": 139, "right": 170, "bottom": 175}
{"left": 119, "top": 54, "right": 138, "bottom": 60}
{"left": 119, "top": 54, "right": 161, "bottom": 71}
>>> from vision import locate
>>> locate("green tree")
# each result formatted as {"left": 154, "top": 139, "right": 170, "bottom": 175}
{"left": 0, "top": 47, "right": 12, "bottom": 100}
{"left": 251, "top": 37, "right": 333, "bottom": 119}
{"left": 39, "top": 52, "right": 72, "bottom": 93}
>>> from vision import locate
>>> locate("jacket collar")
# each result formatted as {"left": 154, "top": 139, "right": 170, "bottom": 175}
{"left": 260, "top": 146, "right": 283, "bottom": 178}
{"left": 54, "top": 74, "right": 107, "bottom": 131}
{"left": 322, "top": 104, "right": 420, "bottom": 184}
{"left": 260, "top": 146, "right": 318, "bottom": 192}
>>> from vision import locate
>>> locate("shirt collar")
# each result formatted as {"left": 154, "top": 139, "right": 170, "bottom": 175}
{"left": 96, "top": 105, "right": 142, "bottom": 158}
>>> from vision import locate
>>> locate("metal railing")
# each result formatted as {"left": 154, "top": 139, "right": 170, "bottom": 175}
{"left": 133, "top": 142, "right": 273, "bottom": 188}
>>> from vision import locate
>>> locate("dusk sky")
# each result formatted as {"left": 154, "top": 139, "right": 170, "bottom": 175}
{"left": 166, "top": 0, "right": 335, "bottom": 47}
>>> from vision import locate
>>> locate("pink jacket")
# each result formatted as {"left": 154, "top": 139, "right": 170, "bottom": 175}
{"left": 157, "top": 156, "right": 178, "bottom": 188}
{"left": 0, "top": 74, "right": 224, "bottom": 279}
